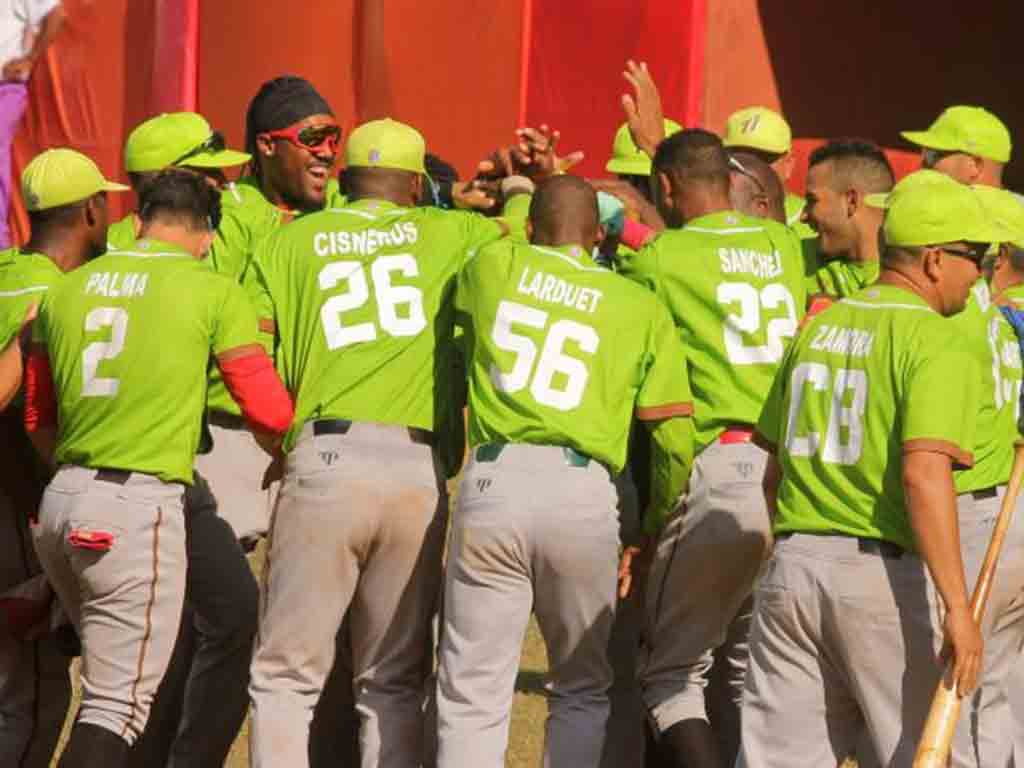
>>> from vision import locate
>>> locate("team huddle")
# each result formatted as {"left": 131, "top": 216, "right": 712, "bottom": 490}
{"left": 1, "top": 61, "right": 1024, "bottom": 768}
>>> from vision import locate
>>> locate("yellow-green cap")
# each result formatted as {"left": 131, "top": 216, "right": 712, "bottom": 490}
{"left": 124, "top": 112, "right": 250, "bottom": 172}
{"left": 22, "top": 148, "right": 129, "bottom": 211}
{"left": 901, "top": 106, "right": 1012, "bottom": 163}
{"left": 605, "top": 119, "right": 683, "bottom": 175}
{"left": 345, "top": 118, "right": 426, "bottom": 174}
{"left": 972, "top": 185, "right": 1024, "bottom": 250}
{"left": 723, "top": 106, "right": 791, "bottom": 154}
{"left": 869, "top": 170, "right": 1014, "bottom": 247}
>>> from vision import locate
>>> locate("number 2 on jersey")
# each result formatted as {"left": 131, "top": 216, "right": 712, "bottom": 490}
{"left": 319, "top": 255, "right": 427, "bottom": 350}
{"left": 81, "top": 307, "right": 128, "bottom": 397}
{"left": 717, "top": 282, "right": 797, "bottom": 364}
{"left": 490, "top": 300, "right": 598, "bottom": 411}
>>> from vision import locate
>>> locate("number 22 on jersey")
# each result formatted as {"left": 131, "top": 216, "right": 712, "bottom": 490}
{"left": 489, "top": 299, "right": 598, "bottom": 412}
{"left": 717, "top": 282, "right": 797, "bottom": 364}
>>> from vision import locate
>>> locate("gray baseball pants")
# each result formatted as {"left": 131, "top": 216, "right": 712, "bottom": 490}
{"left": 0, "top": 491, "right": 70, "bottom": 768}
{"left": 738, "top": 532, "right": 944, "bottom": 767}
{"left": 31, "top": 466, "right": 186, "bottom": 744}
{"left": 639, "top": 439, "right": 771, "bottom": 747}
{"left": 953, "top": 486, "right": 1024, "bottom": 767}
{"left": 249, "top": 421, "right": 446, "bottom": 768}
{"left": 193, "top": 420, "right": 277, "bottom": 542}
{"left": 435, "top": 443, "right": 620, "bottom": 768}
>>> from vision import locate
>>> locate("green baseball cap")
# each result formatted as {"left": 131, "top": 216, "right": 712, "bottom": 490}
{"left": 972, "top": 185, "right": 1024, "bottom": 250}
{"left": 901, "top": 106, "right": 1012, "bottom": 164}
{"left": 124, "top": 112, "right": 250, "bottom": 173}
{"left": 605, "top": 119, "right": 683, "bottom": 175}
{"left": 22, "top": 148, "right": 129, "bottom": 211}
{"left": 723, "top": 106, "right": 792, "bottom": 155}
{"left": 867, "top": 170, "right": 1013, "bottom": 247}
{"left": 345, "top": 118, "right": 426, "bottom": 174}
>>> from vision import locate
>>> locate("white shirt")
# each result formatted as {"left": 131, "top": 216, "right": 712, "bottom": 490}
{"left": 0, "top": 0, "right": 59, "bottom": 72}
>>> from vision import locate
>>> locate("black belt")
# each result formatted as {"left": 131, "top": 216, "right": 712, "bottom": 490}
{"left": 95, "top": 468, "right": 132, "bottom": 485}
{"left": 207, "top": 411, "right": 248, "bottom": 431}
{"left": 970, "top": 486, "right": 999, "bottom": 500}
{"left": 776, "top": 532, "right": 904, "bottom": 559}
{"left": 475, "top": 443, "right": 592, "bottom": 468}
{"left": 312, "top": 419, "right": 434, "bottom": 447}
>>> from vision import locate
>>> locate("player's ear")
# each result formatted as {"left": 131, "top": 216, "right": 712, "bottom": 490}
{"left": 921, "top": 245, "right": 944, "bottom": 283}
{"left": 411, "top": 174, "right": 424, "bottom": 204}
{"left": 656, "top": 171, "right": 672, "bottom": 205}
{"left": 255, "top": 133, "right": 274, "bottom": 158}
{"left": 846, "top": 187, "right": 862, "bottom": 217}
{"left": 525, "top": 219, "right": 534, "bottom": 242}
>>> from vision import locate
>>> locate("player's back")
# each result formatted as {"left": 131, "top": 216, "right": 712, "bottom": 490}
{"left": 620, "top": 210, "right": 806, "bottom": 450}
{"left": 0, "top": 248, "right": 61, "bottom": 344}
{"left": 459, "top": 238, "right": 684, "bottom": 475}
{"left": 251, "top": 198, "right": 502, "bottom": 448}
{"left": 767, "top": 283, "right": 977, "bottom": 550}
{"left": 38, "top": 241, "right": 255, "bottom": 483}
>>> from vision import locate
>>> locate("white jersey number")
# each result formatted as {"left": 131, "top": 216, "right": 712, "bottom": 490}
{"left": 81, "top": 307, "right": 129, "bottom": 398}
{"left": 490, "top": 299, "right": 599, "bottom": 411}
{"left": 717, "top": 282, "right": 798, "bottom": 364}
{"left": 319, "top": 254, "right": 427, "bottom": 350}
{"left": 784, "top": 362, "right": 867, "bottom": 465}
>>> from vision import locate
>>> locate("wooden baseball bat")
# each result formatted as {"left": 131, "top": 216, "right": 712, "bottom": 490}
{"left": 913, "top": 442, "right": 1024, "bottom": 767}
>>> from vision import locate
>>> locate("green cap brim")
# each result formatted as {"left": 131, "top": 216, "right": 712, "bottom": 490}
{"left": 605, "top": 157, "right": 651, "bottom": 175}
{"left": 179, "top": 149, "right": 252, "bottom": 170}
{"left": 899, "top": 130, "right": 961, "bottom": 153}
{"left": 101, "top": 181, "right": 131, "bottom": 193}
{"left": 722, "top": 137, "right": 790, "bottom": 154}
{"left": 865, "top": 192, "right": 890, "bottom": 209}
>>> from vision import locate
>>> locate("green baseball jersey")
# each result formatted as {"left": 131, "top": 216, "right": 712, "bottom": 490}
{"left": 757, "top": 284, "right": 979, "bottom": 551}
{"left": 249, "top": 197, "right": 503, "bottom": 452}
{"left": 785, "top": 193, "right": 816, "bottom": 240}
{"left": 203, "top": 176, "right": 348, "bottom": 417}
{"left": 0, "top": 249, "right": 61, "bottom": 346}
{"left": 953, "top": 280, "right": 1024, "bottom": 493}
{"left": 456, "top": 240, "right": 694, "bottom": 475}
{"left": 618, "top": 210, "right": 807, "bottom": 453}
{"left": 809, "top": 259, "right": 880, "bottom": 299}
{"left": 35, "top": 239, "right": 261, "bottom": 484}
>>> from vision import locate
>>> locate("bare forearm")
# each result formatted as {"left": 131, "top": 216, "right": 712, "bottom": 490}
{"left": 904, "top": 451, "right": 971, "bottom": 613}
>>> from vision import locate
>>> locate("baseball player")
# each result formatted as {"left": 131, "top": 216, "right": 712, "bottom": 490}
{"left": 23, "top": 168, "right": 293, "bottom": 767}
{"left": 802, "top": 140, "right": 894, "bottom": 300}
{"left": 615, "top": 128, "right": 807, "bottom": 767}
{"left": 722, "top": 105, "right": 815, "bottom": 240}
{"left": 739, "top": 172, "right": 1007, "bottom": 767}
{"left": 728, "top": 151, "right": 787, "bottom": 223}
{"left": 245, "top": 118, "right": 513, "bottom": 768}
{"left": 435, "top": 175, "right": 695, "bottom": 767}
{"left": 104, "top": 112, "right": 263, "bottom": 768}
{"left": 0, "top": 149, "right": 125, "bottom": 768}
{"left": 902, "top": 105, "right": 1012, "bottom": 187}
{"left": 106, "top": 111, "right": 251, "bottom": 250}
{"left": 606, "top": 118, "right": 682, "bottom": 195}
{"left": 943, "top": 183, "right": 1024, "bottom": 768}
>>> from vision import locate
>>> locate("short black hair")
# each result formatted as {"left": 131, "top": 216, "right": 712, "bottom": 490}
{"left": 529, "top": 175, "right": 599, "bottom": 241}
{"left": 808, "top": 139, "right": 894, "bottom": 194}
{"left": 653, "top": 129, "right": 730, "bottom": 192}
{"left": 27, "top": 199, "right": 89, "bottom": 232}
{"left": 138, "top": 168, "right": 221, "bottom": 232}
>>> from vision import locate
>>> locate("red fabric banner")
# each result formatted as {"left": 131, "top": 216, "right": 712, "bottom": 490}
{"left": 521, "top": 0, "right": 706, "bottom": 180}
{"left": 8, "top": 0, "right": 198, "bottom": 244}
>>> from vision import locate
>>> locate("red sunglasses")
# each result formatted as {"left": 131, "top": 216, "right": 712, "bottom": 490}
{"left": 263, "top": 123, "right": 341, "bottom": 155}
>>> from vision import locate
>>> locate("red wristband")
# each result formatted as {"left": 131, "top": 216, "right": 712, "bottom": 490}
{"left": 621, "top": 218, "right": 655, "bottom": 250}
